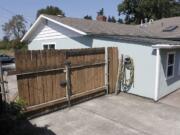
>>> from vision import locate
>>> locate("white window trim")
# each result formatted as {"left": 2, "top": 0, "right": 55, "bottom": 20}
{"left": 42, "top": 43, "right": 56, "bottom": 50}
{"left": 178, "top": 58, "right": 180, "bottom": 76}
{"left": 166, "top": 51, "right": 176, "bottom": 80}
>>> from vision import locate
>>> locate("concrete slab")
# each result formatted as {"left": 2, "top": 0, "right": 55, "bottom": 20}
{"left": 30, "top": 93, "right": 180, "bottom": 135}
{"left": 6, "top": 75, "right": 18, "bottom": 101}
{"left": 159, "top": 89, "right": 180, "bottom": 109}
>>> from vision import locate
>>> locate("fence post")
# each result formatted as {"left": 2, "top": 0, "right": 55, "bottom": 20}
{"left": 0, "top": 62, "right": 6, "bottom": 102}
{"left": 105, "top": 47, "right": 109, "bottom": 94}
{"left": 65, "top": 61, "right": 71, "bottom": 107}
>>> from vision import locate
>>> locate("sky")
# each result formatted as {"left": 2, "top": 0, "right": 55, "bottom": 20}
{"left": 0, "top": 0, "right": 123, "bottom": 40}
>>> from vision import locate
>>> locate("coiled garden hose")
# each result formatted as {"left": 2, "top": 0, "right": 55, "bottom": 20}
{"left": 121, "top": 57, "right": 134, "bottom": 92}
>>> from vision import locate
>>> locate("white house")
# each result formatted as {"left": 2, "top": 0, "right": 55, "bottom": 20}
{"left": 21, "top": 14, "right": 180, "bottom": 101}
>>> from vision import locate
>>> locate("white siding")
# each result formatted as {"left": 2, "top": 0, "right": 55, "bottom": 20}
{"left": 28, "top": 36, "right": 92, "bottom": 50}
{"left": 33, "top": 25, "right": 67, "bottom": 40}
{"left": 30, "top": 20, "right": 82, "bottom": 41}
{"left": 92, "top": 38, "right": 156, "bottom": 99}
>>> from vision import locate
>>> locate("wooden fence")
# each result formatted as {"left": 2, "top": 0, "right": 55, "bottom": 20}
{"left": 15, "top": 47, "right": 119, "bottom": 113}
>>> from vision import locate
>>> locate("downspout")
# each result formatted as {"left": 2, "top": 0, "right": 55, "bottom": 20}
{"left": 154, "top": 48, "right": 160, "bottom": 101}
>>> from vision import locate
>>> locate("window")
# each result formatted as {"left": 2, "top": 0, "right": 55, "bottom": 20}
{"left": 49, "top": 44, "right": 55, "bottom": 49}
{"left": 178, "top": 59, "right": 180, "bottom": 75}
{"left": 43, "top": 44, "right": 55, "bottom": 50}
{"left": 166, "top": 52, "right": 175, "bottom": 79}
{"left": 43, "top": 45, "right": 48, "bottom": 50}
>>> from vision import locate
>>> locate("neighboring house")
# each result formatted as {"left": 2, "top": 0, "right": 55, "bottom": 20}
{"left": 21, "top": 14, "right": 180, "bottom": 101}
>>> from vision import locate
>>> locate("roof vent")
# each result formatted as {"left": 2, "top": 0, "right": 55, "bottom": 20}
{"left": 162, "top": 25, "right": 178, "bottom": 32}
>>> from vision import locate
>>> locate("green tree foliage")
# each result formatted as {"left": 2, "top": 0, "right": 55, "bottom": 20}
{"left": 2, "top": 15, "right": 27, "bottom": 40}
{"left": 118, "top": 18, "right": 123, "bottom": 23}
{"left": 0, "top": 39, "right": 27, "bottom": 50}
{"left": 118, "top": 0, "right": 180, "bottom": 24}
{"left": 98, "top": 8, "right": 104, "bottom": 16}
{"left": 108, "top": 16, "right": 117, "bottom": 23}
{"left": 84, "top": 15, "right": 92, "bottom": 20}
{"left": 36, "top": 6, "right": 65, "bottom": 18}
{"left": 170, "top": 1, "right": 180, "bottom": 16}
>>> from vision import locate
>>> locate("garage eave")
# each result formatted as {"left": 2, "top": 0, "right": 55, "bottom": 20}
{"left": 152, "top": 44, "right": 180, "bottom": 49}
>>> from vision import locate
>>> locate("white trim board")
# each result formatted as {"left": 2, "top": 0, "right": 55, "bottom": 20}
{"left": 166, "top": 51, "right": 176, "bottom": 80}
{"left": 154, "top": 48, "right": 160, "bottom": 101}
{"left": 21, "top": 15, "right": 87, "bottom": 42}
{"left": 152, "top": 44, "right": 180, "bottom": 49}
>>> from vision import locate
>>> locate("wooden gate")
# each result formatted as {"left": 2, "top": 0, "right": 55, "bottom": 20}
{"left": 15, "top": 47, "right": 119, "bottom": 113}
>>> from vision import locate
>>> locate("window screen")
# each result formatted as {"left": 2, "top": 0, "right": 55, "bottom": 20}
{"left": 43, "top": 44, "right": 55, "bottom": 50}
{"left": 166, "top": 52, "right": 175, "bottom": 79}
{"left": 43, "top": 45, "right": 48, "bottom": 50}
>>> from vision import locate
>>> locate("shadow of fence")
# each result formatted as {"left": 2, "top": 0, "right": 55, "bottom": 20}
{"left": 0, "top": 101, "right": 56, "bottom": 135}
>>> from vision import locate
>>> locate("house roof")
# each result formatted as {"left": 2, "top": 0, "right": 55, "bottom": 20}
{"left": 22, "top": 14, "right": 180, "bottom": 45}
{"left": 138, "top": 17, "right": 180, "bottom": 39}
{"left": 44, "top": 15, "right": 180, "bottom": 39}
{"left": 43, "top": 15, "right": 149, "bottom": 38}
{"left": 94, "top": 35, "right": 180, "bottom": 46}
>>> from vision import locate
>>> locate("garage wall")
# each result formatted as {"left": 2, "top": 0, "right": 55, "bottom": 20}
{"left": 158, "top": 49, "right": 180, "bottom": 99}
{"left": 28, "top": 36, "right": 92, "bottom": 50}
{"left": 28, "top": 32, "right": 157, "bottom": 99}
{"left": 28, "top": 20, "right": 92, "bottom": 50}
{"left": 92, "top": 37, "right": 156, "bottom": 99}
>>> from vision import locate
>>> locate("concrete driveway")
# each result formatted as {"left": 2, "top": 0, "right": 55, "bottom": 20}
{"left": 30, "top": 93, "right": 180, "bottom": 135}
{"left": 159, "top": 89, "right": 180, "bottom": 109}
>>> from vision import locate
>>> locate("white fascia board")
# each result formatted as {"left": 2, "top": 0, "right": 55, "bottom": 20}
{"left": 42, "top": 15, "right": 87, "bottom": 36}
{"left": 152, "top": 44, "right": 180, "bottom": 49}
{"left": 21, "top": 15, "right": 43, "bottom": 42}
{"left": 21, "top": 15, "right": 87, "bottom": 42}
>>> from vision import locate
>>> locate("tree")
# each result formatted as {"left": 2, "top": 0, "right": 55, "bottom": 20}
{"left": 36, "top": 6, "right": 64, "bottom": 18}
{"left": 118, "top": 18, "right": 123, "bottom": 24}
{"left": 2, "top": 15, "right": 27, "bottom": 40}
{"left": 108, "top": 16, "right": 112, "bottom": 22}
{"left": 118, "top": 0, "right": 180, "bottom": 24}
{"left": 98, "top": 8, "right": 104, "bottom": 16}
{"left": 108, "top": 16, "right": 117, "bottom": 23}
{"left": 170, "top": 1, "right": 180, "bottom": 16}
{"left": 111, "top": 16, "right": 116, "bottom": 23}
{"left": 84, "top": 15, "right": 92, "bottom": 20}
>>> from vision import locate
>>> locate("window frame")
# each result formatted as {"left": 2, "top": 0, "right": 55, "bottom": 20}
{"left": 178, "top": 57, "right": 180, "bottom": 76}
{"left": 42, "top": 43, "right": 56, "bottom": 50}
{"left": 166, "top": 51, "right": 176, "bottom": 80}
{"left": 43, "top": 44, "right": 49, "bottom": 50}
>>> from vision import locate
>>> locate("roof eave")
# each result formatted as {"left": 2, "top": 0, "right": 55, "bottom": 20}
{"left": 21, "top": 14, "right": 87, "bottom": 42}
{"left": 21, "top": 15, "right": 44, "bottom": 42}
{"left": 152, "top": 44, "right": 180, "bottom": 49}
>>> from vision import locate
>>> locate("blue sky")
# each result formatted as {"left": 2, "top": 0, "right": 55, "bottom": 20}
{"left": 0, "top": 0, "right": 122, "bottom": 39}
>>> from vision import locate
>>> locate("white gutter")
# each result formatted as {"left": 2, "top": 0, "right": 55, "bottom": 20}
{"left": 154, "top": 48, "right": 160, "bottom": 101}
{"left": 152, "top": 44, "right": 180, "bottom": 49}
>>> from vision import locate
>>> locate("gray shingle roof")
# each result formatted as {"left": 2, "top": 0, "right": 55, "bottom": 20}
{"left": 44, "top": 14, "right": 180, "bottom": 40}
{"left": 138, "top": 17, "right": 180, "bottom": 39}
{"left": 44, "top": 15, "right": 149, "bottom": 37}
{"left": 94, "top": 35, "right": 180, "bottom": 45}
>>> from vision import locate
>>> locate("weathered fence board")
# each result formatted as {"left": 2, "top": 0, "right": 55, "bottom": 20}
{"left": 16, "top": 48, "right": 110, "bottom": 113}
{"left": 108, "top": 47, "right": 119, "bottom": 94}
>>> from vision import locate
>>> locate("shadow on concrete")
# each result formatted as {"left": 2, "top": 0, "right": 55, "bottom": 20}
{"left": 0, "top": 101, "right": 56, "bottom": 135}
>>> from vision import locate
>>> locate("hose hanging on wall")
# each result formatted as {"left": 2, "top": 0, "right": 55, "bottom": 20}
{"left": 121, "top": 55, "right": 134, "bottom": 92}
